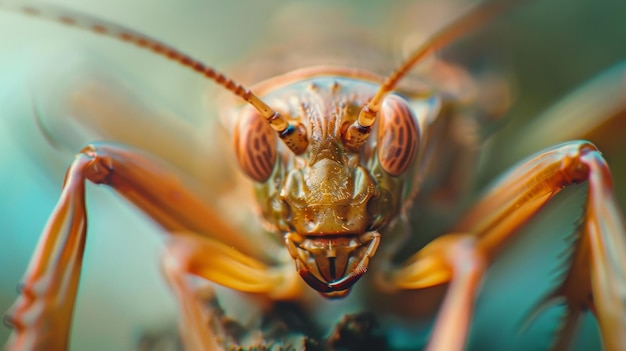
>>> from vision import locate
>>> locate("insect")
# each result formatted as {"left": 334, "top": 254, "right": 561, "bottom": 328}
{"left": 1, "top": 0, "right": 625, "bottom": 350}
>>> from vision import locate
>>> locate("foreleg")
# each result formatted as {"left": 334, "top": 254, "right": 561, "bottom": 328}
{"left": 388, "top": 141, "right": 626, "bottom": 351}
{"left": 5, "top": 143, "right": 277, "bottom": 350}
{"left": 161, "top": 234, "right": 300, "bottom": 351}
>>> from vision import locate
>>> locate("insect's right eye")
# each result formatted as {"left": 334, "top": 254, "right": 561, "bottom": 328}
{"left": 233, "top": 110, "right": 278, "bottom": 182}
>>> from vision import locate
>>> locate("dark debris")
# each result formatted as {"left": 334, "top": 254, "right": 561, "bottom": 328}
{"left": 137, "top": 298, "right": 390, "bottom": 351}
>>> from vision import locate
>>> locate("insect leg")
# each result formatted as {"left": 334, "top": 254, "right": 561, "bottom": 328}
{"left": 452, "top": 141, "right": 625, "bottom": 350}
{"left": 5, "top": 150, "right": 90, "bottom": 351}
{"left": 386, "top": 233, "right": 485, "bottom": 351}
{"left": 389, "top": 140, "right": 626, "bottom": 351}
{"left": 5, "top": 143, "right": 277, "bottom": 350}
{"left": 161, "top": 234, "right": 300, "bottom": 350}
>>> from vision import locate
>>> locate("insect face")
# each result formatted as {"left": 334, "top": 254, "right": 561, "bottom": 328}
{"left": 234, "top": 75, "right": 421, "bottom": 296}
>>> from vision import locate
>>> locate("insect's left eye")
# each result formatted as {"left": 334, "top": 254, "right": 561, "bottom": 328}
{"left": 233, "top": 110, "right": 278, "bottom": 182}
{"left": 377, "top": 95, "right": 420, "bottom": 176}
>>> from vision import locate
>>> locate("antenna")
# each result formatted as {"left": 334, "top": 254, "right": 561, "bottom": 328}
{"left": 343, "top": 0, "right": 523, "bottom": 150}
{"left": 5, "top": 2, "right": 308, "bottom": 154}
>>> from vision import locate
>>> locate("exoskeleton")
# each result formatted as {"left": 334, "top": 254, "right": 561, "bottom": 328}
{"left": 1, "top": 1, "right": 625, "bottom": 350}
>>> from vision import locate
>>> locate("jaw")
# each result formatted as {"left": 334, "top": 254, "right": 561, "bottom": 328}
{"left": 297, "top": 261, "right": 366, "bottom": 298}
{"left": 284, "top": 231, "right": 380, "bottom": 297}
{"left": 320, "top": 290, "right": 351, "bottom": 299}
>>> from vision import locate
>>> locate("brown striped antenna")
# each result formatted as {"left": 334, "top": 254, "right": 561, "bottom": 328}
{"left": 343, "top": 0, "right": 523, "bottom": 150}
{"left": 4, "top": 2, "right": 309, "bottom": 154}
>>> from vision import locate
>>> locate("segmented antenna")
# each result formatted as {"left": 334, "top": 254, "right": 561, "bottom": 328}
{"left": 343, "top": 0, "right": 523, "bottom": 150}
{"left": 4, "top": 2, "right": 308, "bottom": 154}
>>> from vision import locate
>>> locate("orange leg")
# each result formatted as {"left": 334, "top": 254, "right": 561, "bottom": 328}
{"left": 161, "top": 234, "right": 300, "bottom": 351}
{"left": 389, "top": 140, "right": 626, "bottom": 351}
{"left": 390, "top": 234, "right": 485, "bottom": 351}
{"left": 4, "top": 143, "right": 279, "bottom": 350}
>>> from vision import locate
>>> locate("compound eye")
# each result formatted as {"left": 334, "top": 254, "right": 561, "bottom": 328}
{"left": 377, "top": 95, "right": 420, "bottom": 176}
{"left": 233, "top": 110, "right": 277, "bottom": 182}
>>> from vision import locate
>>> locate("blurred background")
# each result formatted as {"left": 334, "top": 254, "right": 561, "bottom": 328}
{"left": 0, "top": 0, "right": 625, "bottom": 350}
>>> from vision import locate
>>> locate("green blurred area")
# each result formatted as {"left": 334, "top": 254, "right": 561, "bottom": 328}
{"left": 0, "top": 0, "right": 625, "bottom": 350}
{"left": 474, "top": 0, "right": 626, "bottom": 180}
